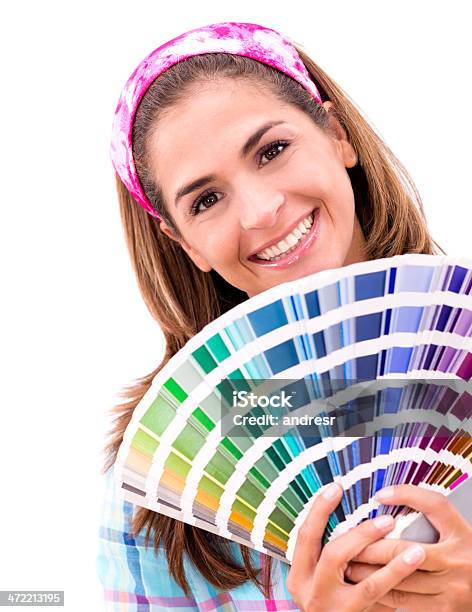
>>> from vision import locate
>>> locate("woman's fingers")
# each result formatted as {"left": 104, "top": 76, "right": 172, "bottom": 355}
{"left": 351, "top": 543, "right": 428, "bottom": 610}
{"left": 289, "top": 482, "right": 343, "bottom": 581}
{"left": 352, "top": 539, "right": 440, "bottom": 571}
{"left": 316, "top": 514, "right": 396, "bottom": 579}
{"left": 377, "top": 589, "right": 438, "bottom": 610}
{"left": 288, "top": 484, "right": 472, "bottom": 611}
{"left": 348, "top": 562, "right": 444, "bottom": 594}
{"left": 375, "top": 485, "right": 468, "bottom": 540}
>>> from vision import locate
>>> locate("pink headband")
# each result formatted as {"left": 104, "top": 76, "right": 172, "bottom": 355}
{"left": 110, "top": 22, "right": 322, "bottom": 219}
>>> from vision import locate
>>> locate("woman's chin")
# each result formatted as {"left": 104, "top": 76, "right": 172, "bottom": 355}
{"left": 252, "top": 255, "right": 343, "bottom": 294}
{"left": 247, "top": 209, "right": 348, "bottom": 290}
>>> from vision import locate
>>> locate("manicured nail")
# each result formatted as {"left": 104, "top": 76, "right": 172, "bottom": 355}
{"left": 322, "top": 483, "right": 340, "bottom": 500}
{"left": 403, "top": 545, "right": 425, "bottom": 565}
{"left": 375, "top": 487, "right": 395, "bottom": 501}
{"left": 373, "top": 514, "right": 394, "bottom": 530}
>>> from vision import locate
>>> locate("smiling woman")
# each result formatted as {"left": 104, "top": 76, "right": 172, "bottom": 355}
{"left": 97, "top": 22, "right": 471, "bottom": 612}
{"left": 127, "top": 47, "right": 436, "bottom": 299}
{"left": 153, "top": 80, "right": 363, "bottom": 295}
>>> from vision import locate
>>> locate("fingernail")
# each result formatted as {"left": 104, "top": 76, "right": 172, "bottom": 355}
{"left": 322, "top": 483, "right": 340, "bottom": 500}
{"left": 403, "top": 545, "right": 425, "bottom": 565}
{"left": 373, "top": 514, "right": 394, "bottom": 530}
{"left": 345, "top": 565, "right": 352, "bottom": 579}
{"left": 375, "top": 487, "right": 395, "bottom": 501}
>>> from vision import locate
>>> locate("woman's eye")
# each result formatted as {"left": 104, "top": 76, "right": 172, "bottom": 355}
{"left": 258, "top": 140, "right": 289, "bottom": 167}
{"left": 190, "top": 190, "right": 222, "bottom": 215}
{"left": 189, "top": 140, "right": 290, "bottom": 216}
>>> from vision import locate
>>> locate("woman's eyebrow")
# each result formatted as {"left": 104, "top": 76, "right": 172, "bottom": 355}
{"left": 239, "top": 120, "right": 287, "bottom": 158}
{"left": 174, "top": 120, "right": 287, "bottom": 206}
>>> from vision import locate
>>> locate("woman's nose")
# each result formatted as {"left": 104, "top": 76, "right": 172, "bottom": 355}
{"left": 238, "top": 186, "right": 285, "bottom": 231}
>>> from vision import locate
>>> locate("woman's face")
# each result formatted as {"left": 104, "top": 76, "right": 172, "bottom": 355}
{"left": 150, "top": 78, "right": 368, "bottom": 297}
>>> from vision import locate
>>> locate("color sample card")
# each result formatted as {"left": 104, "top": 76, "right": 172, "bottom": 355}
{"left": 115, "top": 254, "right": 472, "bottom": 563}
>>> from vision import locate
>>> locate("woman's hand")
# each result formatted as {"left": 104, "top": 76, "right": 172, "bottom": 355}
{"left": 286, "top": 483, "right": 426, "bottom": 611}
{"left": 346, "top": 485, "right": 472, "bottom": 611}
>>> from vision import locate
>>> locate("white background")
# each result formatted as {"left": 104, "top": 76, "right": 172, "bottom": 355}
{"left": 1, "top": 1, "right": 470, "bottom": 610}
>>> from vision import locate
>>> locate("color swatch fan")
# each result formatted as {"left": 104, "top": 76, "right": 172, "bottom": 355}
{"left": 114, "top": 254, "right": 472, "bottom": 563}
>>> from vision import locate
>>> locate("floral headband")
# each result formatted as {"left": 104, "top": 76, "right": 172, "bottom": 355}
{"left": 110, "top": 22, "right": 322, "bottom": 219}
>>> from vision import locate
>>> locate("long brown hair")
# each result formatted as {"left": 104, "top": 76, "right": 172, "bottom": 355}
{"left": 103, "top": 46, "right": 441, "bottom": 598}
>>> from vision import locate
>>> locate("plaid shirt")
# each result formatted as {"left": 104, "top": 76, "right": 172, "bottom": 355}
{"left": 97, "top": 466, "right": 300, "bottom": 611}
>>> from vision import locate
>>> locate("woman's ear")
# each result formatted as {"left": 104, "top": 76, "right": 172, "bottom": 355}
{"left": 322, "top": 101, "right": 358, "bottom": 169}
{"left": 159, "top": 220, "right": 213, "bottom": 272}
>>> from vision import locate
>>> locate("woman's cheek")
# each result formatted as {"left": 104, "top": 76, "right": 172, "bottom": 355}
{"left": 322, "top": 178, "right": 356, "bottom": 239}
{"left": 205, "top": 230, "right": 240, "bottom": 270}
{"left": 286, "top": 161, "right": 342, "bottom": 211}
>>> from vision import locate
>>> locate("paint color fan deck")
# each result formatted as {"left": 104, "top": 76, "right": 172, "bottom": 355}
{"left": 115, "top": 254, "right": 472, "bottom": 563}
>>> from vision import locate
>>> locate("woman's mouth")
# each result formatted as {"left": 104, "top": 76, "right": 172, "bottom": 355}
{"left": 248, "top": 208, "right": 321, "bottom": 269}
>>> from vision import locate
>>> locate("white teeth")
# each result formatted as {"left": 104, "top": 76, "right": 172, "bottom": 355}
{"left": 254, "top": 210, "right": 315, "bottom": 261}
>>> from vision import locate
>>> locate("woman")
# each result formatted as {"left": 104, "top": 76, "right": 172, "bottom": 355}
{"left": 98, "top": 22, "right": 472, "bottom": 611}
